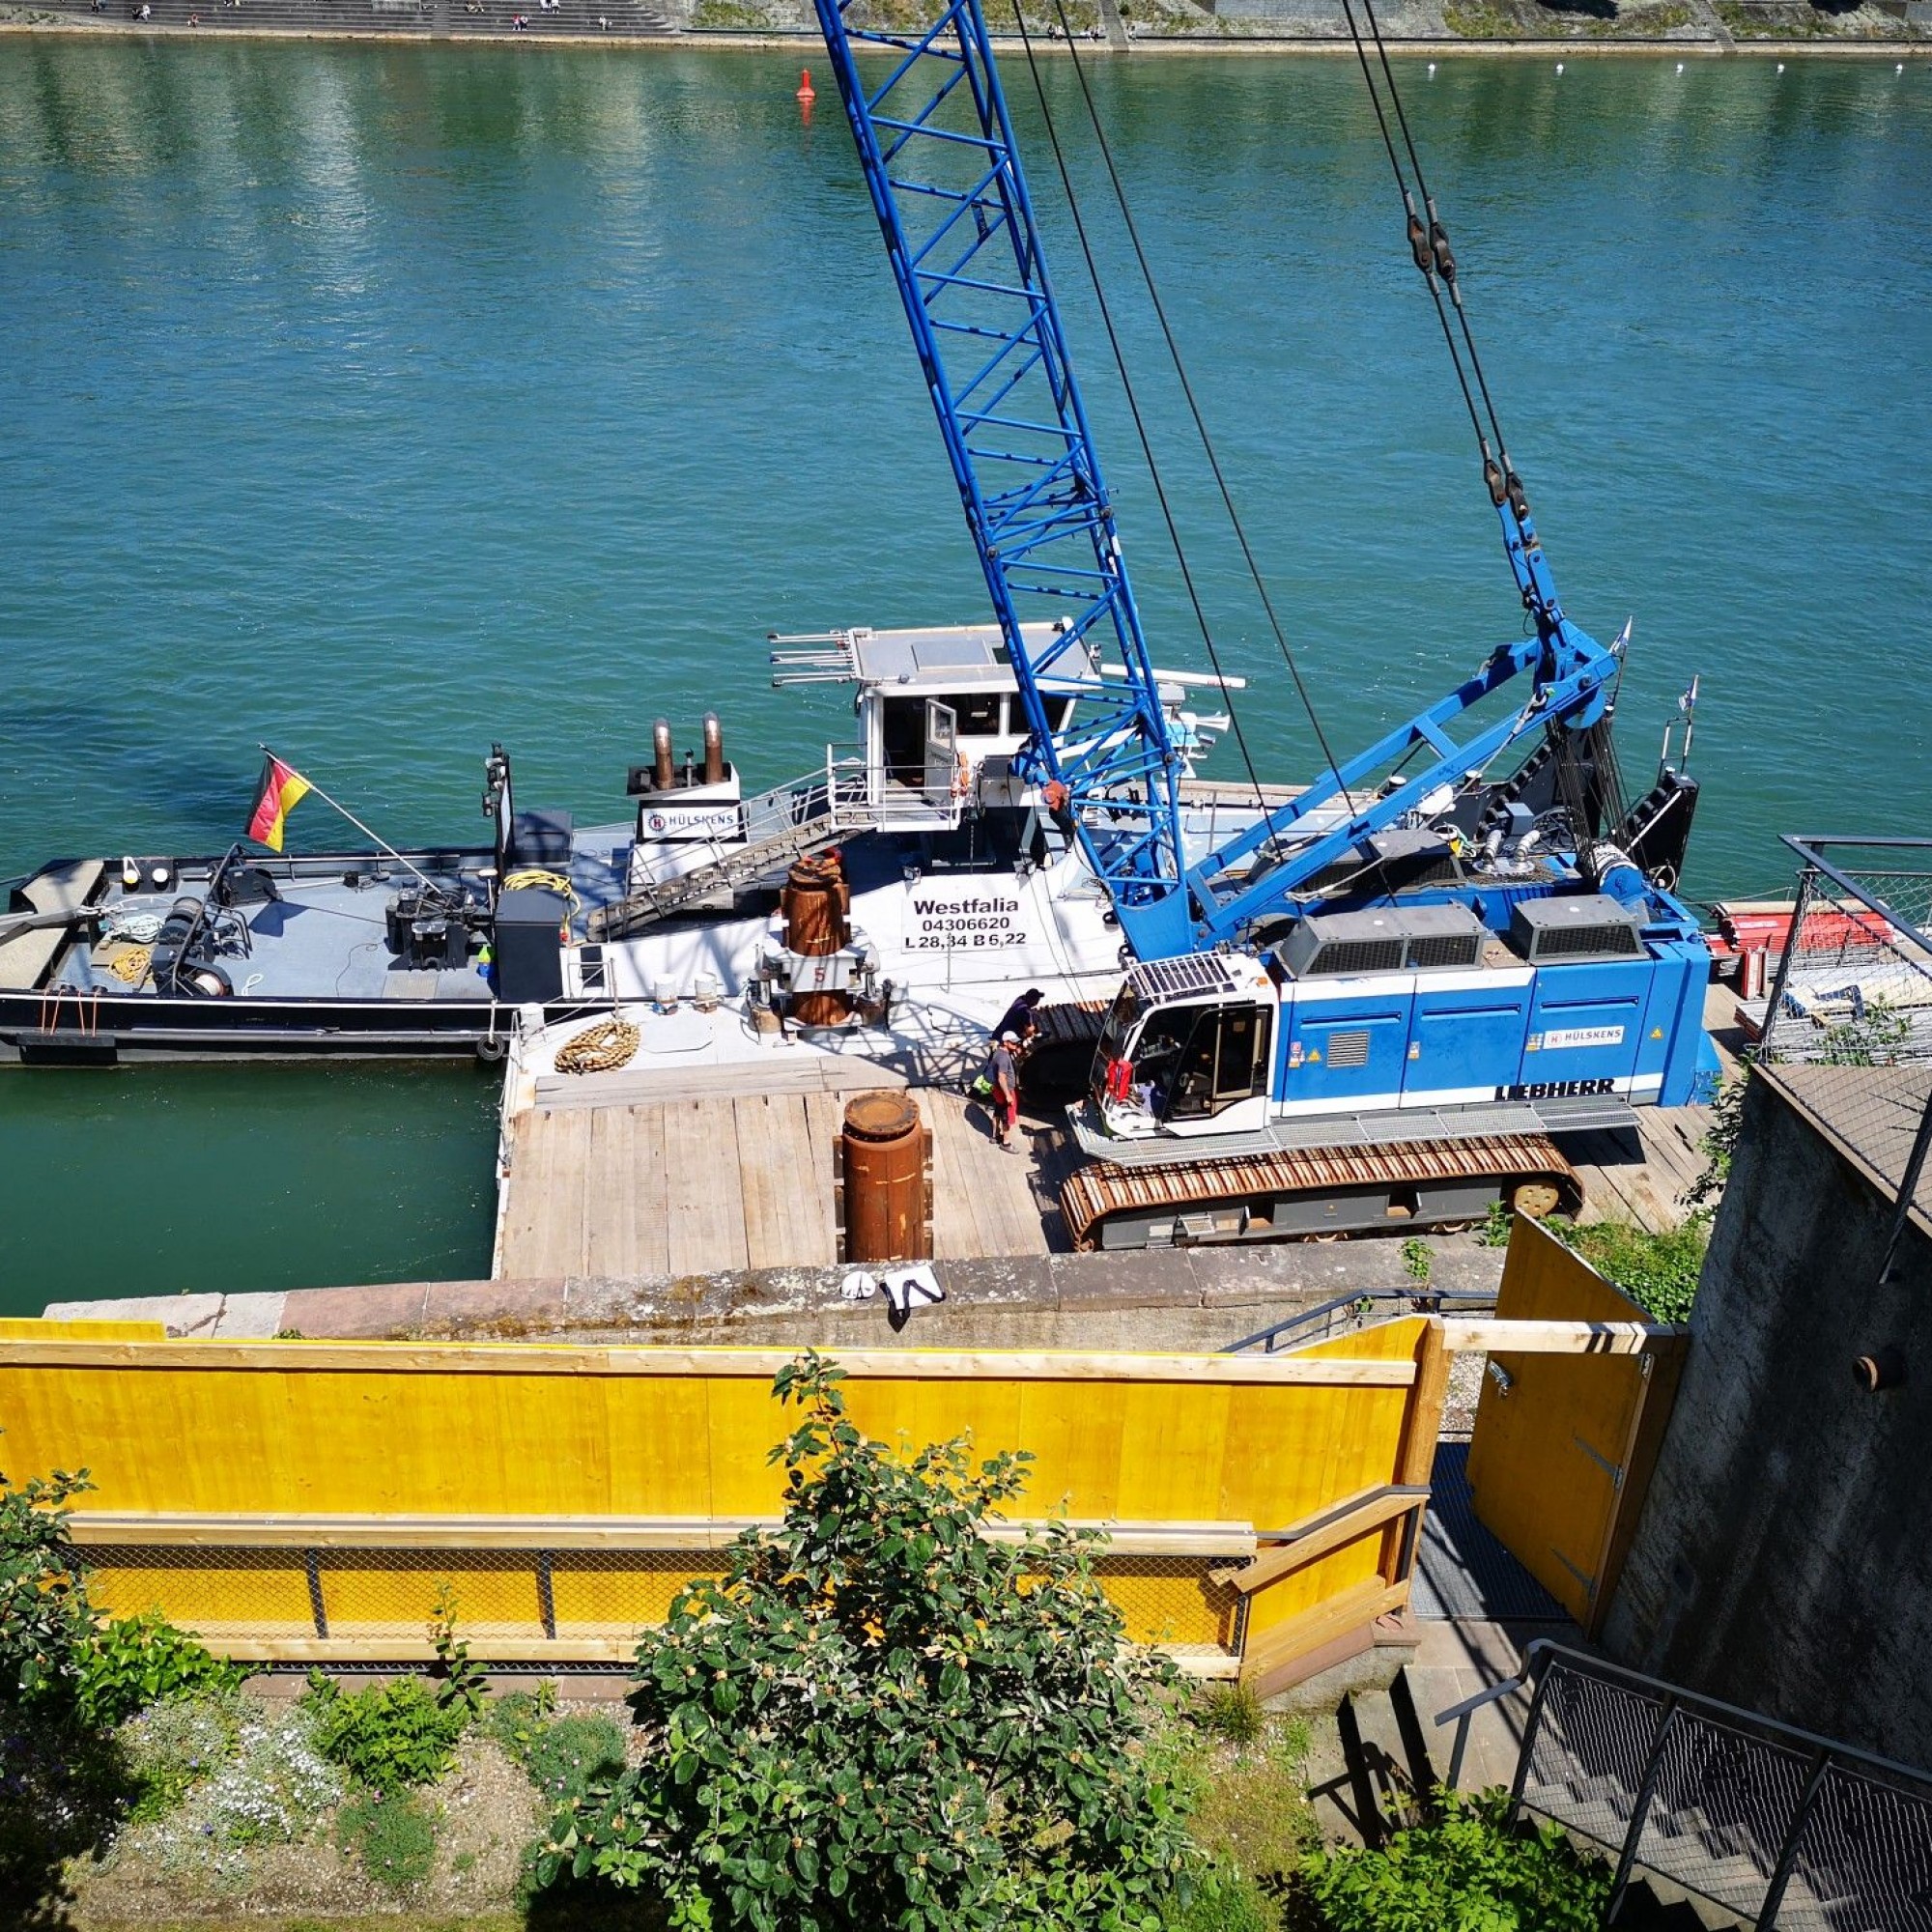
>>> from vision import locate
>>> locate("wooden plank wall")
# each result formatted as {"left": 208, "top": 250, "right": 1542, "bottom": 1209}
{"left": 1464, "top": 1217, "right": 1687, "bottom": 1632}
{"left": 0, "top": 1327, "right": 1438, "bottom": 1673}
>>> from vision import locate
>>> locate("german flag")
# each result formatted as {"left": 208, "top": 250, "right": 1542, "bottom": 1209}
{"left": 245, "top": 753, "right": 312, "bottom": 852}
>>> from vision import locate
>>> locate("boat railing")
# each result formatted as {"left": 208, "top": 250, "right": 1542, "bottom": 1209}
{"left": 627, "top": 745, "right": 961, "bottom": 895}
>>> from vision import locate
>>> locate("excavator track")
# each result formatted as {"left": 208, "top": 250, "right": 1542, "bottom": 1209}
{"left": 1060, "top": 1132, "right": 1581, "bottom": 1251}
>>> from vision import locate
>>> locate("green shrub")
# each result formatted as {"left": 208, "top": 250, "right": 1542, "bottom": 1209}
{"left": 1553, "top": 1214, "right": 1708, "bottom": 1322}
{"left": 303, "top": 1672, "right": 469, "bottom": 1793}
{"left": 534, "top": 1351, "right": 1202, "bottom": 1927}
{"left": 1476, "top": 1200, "right": 1513, "bottom": 1247}
{"left": 0, "top": 1453, "right": 94, "bottom": 1706}
{"left": 1684, "top": 1065, "right": 1748, "bottom": 1210}
{"left": 337, "top": 1786, "right": 438, "bottom": 1892}
{"left": 1293, "top": 1787, "right": 1609, "bottom": 1932}
{"left": 120, "top": 1690, "right": 241, "bottom": 1821}
{"left": 75, "top": 1608, "right": 246, "bottom": 1727}
{"left": 1197, "top": 1681, "right": 1267, "bottom": 1747}
{"left": 429, "top": 1585, "right": 490, "bottom": 1722}
{"left": 1399, "top": 1237, "right": 1433, "bottom": 1285}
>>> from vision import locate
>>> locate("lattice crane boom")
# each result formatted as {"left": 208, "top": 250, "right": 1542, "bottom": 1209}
{"left": 810, "top": 0, "right": 1194, "bottom": 959}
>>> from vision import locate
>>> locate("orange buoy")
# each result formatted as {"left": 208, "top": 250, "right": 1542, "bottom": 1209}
{"left": 796, "top": 68, "right": 816, "bottom": 100}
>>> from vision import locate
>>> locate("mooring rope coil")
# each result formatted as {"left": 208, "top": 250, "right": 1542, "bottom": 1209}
{"left": 502, "top": 867, "right": 579, "bottom": 915}
{"left": 107, "top": 945, "right": 154, "bottom": 985}
{"left": 553, "top": 1016, "right": 639, "bottom": 1075}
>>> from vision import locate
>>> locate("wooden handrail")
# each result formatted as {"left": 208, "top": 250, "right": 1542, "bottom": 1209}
{"left": 66, "top": 1510, "right": 1260, "bottom": 1559}
{"left": 1208, "top": 1484, "right": 1429, "bottom": 1594}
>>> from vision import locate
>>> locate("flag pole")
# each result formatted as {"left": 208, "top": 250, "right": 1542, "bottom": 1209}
{"left": 257, "top": 746, "right": 442, "bottom": 894}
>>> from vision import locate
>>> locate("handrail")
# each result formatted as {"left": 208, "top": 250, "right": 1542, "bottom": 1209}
{"left": 1210, "top": 1483, "right": 1431, "bottom": 1595}
{"left": 1433, "top": 1671, "right": 1524, "bottom": 1792}
{"left": 1519, "top": 1638, "right": 1932, "bottom": 1795}
{"left": 1221, "top": 1287, "right": 1496, "bottom": 1356}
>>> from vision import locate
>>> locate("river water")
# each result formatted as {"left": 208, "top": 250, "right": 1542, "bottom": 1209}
{"left": 1, "top": 40, "right": 1926, "bottom": 1308}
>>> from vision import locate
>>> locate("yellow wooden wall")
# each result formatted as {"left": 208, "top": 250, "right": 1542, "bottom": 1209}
{"left": 1465, "top": 1220, "right": 1685, "bottom": 1630}
{"left": 0, "top": 1329, "right": 1437, "bottom": 1668}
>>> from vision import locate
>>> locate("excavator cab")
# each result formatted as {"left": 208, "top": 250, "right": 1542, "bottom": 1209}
{"left": 1094, "top": 957, "right": 1277, "bottom": 1139}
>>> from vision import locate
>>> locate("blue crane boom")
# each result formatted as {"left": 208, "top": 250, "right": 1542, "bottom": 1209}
{"left": 810, "top": 0, "right": 1626, "bottom": 961}
{"left": 809, "top": 0, "right": 1194, "bottom": 959}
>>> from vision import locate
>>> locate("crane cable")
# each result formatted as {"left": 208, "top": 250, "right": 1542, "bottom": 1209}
{"left": 1008, "top": 12, "right": 1285, "bottom": 861}
{"left": 1045, "top": 0, "right": 1360, "bottom": 823}
{"left": 1340, "top": 0, "right": 1529, "bottom": 526}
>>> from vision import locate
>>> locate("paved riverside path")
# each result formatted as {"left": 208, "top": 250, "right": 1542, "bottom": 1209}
{"left": 23, "top": 0, "right": 675, "bottom": 41}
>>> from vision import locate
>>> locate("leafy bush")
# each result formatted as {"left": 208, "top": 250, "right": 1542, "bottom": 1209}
{"left": 1292, "top": 1788, "right": 1608, "bottom": 1932}
{"left": 1552, "top": 1215, "right": 1708, "bottom": 1323}
{"left": 75, "top": 1608, "right": 246, "bottom": 1728}
{"left": 120, "top": 1690, "right": 241, "bottom": 1822}
{"left": 535, "top": 1351, "right": 1201, "bottom": 1928}
{"left": 1398, "top": 1238, "right": 1433, "bottom": 1285}
{"left": 1684, "top": 1064, "right": 1749, "bottom": 1211}
{"left": 1196, "top": 1682, "right": 1267, "bottom": 1747}
{"left": 1818, "top": 999, "right": 1911, "bottom": 1067}
{"left": 337, "top": 1786, "right": 438, "bottom": 1892}
{"left": 303, "top": 1672, "right": 470, "bottom": 1794}
{"left": 429, "top": 1584, "right": 490, "bottom": 1722}
{"left": 0, "top": 1455, "right": 94, "bottom": 1706}
{"left": 1476, "top": 1201, "right": 1513, "bottom": 1248}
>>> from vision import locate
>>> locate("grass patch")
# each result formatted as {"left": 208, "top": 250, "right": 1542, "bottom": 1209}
{"left": 337, "top": 1787, "right": 438, "bottom": 1893}
{"left": 1196, "top": 1681, "right": 1269, "bottom": 1747}
{"left": 1165, "top": 1710, "right": 1320, "bottom": 1922}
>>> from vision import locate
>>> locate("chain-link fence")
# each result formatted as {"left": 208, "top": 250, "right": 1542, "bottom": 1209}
{"left": 1510, "top": 1642, "right": 1932, "bottom": 1928}
{"left": 1751, "top": 838, "right": 1932, "bottom": 1257}
{"left": 76, "top": 1536, "right": 1242, "bottom": 1665}
{"left": 1758, "top": 838, "right": 1932, "bottom": 1069}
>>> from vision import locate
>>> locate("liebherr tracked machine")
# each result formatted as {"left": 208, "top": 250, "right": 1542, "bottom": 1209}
{"left": 783, "top": 1, "right": 1719, "bottom": 1247}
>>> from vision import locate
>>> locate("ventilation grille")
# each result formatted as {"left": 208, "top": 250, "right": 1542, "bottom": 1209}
{"left": 1532, "top": 923, "right": 1643, "bottom": 961}
{"left": 1324, "top": 1030, "right": 1373, "bottom": 1069}
{"left": 1408, "top": 933, "right": 1483, "bottom": 970}
{"left": 1305, "top": 939, "right": 1405, "bottom": 977}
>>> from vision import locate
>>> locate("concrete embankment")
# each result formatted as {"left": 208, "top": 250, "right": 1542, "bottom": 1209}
{"left": 45, "top": 1233, "right": 1504, "bottom": 1350}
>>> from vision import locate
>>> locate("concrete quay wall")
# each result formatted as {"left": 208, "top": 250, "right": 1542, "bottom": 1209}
{"left": 46, "top": 1235, "right": 1504, "bottom": 1351}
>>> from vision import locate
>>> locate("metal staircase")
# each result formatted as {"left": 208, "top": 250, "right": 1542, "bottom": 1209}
{"left": 591, "top": 753, "right": 959, "bottom": 941}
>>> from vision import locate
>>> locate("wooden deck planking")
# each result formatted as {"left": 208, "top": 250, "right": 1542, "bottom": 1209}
{"left": 502, "top": 1031, "right": 1731, "bottom": 1275}
{"left": 662, "top": 1100, "right": 751, "bottom": 1277}
{"left": 926, "top": 1092, "right": 992, "bottom": 1260}
{"left": 736, "top": 1094, "right": 838, "bottom": 1271}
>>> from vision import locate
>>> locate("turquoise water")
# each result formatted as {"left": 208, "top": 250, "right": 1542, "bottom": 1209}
{"left": 1, "top": 42, "right": 1927, "bottom": 1307}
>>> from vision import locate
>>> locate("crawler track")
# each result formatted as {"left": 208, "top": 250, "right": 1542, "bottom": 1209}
{"left": 1061, "top": 1132, "right": 1581, "bottom": 1251}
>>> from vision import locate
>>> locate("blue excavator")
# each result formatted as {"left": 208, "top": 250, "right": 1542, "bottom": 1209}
{"left": 805, "top": 0, "right": 1719, "bottom": 1246}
